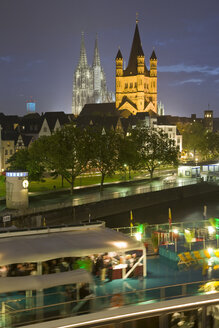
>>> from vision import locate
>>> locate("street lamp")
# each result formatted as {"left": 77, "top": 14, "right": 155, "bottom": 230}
{"left": 124, "top": 164, "right": 127, "bottom": 180}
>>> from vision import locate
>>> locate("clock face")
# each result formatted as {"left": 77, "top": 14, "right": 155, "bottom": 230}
{"left": 22, "top": 179, "right": 29, "bottom": 189}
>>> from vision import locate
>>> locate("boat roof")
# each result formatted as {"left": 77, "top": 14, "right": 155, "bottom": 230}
{"left": 0, "top": 269, "right": 92, "bottom": 293}
{"left": 0, "top": 224, "right": 142, "bottom": 266}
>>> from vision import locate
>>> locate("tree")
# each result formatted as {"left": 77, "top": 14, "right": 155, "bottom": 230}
{"left": 29, "top": 124, "right": 91, "bottom": 194}
{"left": 118, "top": 133, "right": 139, "bottom": 179}
{"left": 132, "top": 126, "right": 179, "bottom": 179}
{"left": 177, "top": 122, "right": 206, "bottom": 159}
{"left": 7, "top": 148, "right": 44, "bottom": 181}
{"left": 88, "top": 128, "right": 121, "bottom": 191}
{"left": 203, "top": 131, "right": 219, "bottom": 160}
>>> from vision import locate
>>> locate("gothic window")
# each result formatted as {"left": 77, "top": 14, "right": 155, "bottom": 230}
{"left": 130, "top": 83, "right": 133, "bottom": 88}
{"left": 125, "top": 83, "right": 128, "bottom": 89}
{"left": 144, "top": 83, "right": 146, "bottom": 88}
{"left": 153, "top": 81, "right": 155, "bottom": 87}
{"left": 135, "top": 82, "right": 137, "bottom": 88}
{"left": 5, "top": 150, "right": 8, "bottom": 155}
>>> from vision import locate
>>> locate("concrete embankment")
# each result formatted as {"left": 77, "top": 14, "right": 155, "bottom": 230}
{"left": 9, "top": 182, "right": 219, "bottom": 227}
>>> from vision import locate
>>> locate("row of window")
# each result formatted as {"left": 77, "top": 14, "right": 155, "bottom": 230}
{"left": 122, "top": 81, "right": 156, "bottom": 89}
{"left": 5, "top": 149, "right": 13, "bottom": 156}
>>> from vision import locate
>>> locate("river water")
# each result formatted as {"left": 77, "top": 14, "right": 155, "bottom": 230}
{"left": 101, "top": 190, "right": 219, "bottom": 228}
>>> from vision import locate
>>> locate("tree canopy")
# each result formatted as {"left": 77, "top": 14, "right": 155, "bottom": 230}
{"left": 132, "top": 126, "right": 179, "bottom": 179}
{"left": 8, "top": 123, "right": 180, "bottom": 191}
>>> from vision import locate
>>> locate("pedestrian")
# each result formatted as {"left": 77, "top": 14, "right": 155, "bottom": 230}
{"left": 107, "top": 259, "right": 113, "bottom": 282}
{"left": 207, "top": 311, "right": 214, "bottom": 328}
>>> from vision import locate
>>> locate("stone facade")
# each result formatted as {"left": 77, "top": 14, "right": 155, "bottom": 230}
{"left": 115, "top": 22, "right": 157, "bottom": 115}
{"left": 72, "top": 33, "right": 113, "bottom": 116}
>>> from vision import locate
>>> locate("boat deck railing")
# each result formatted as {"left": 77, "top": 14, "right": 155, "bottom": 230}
{"left": 0, "top": 278, "right": 217, "bottom": 327}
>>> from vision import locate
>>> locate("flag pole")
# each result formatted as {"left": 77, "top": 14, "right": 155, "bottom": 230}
{"left": 168, "top": 208, "right": 172, "bottom": 242}
{"left": 130, "top": 210, "right": 133, "bottom": 236}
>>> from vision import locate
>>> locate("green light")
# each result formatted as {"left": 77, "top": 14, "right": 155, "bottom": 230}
{"left": 137, "top": 224, "right": 144, "bottom": 234}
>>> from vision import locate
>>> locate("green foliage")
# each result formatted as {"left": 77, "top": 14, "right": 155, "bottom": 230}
{"left": 203, "top": 131, "right": 219, "bottom": 160}
{"left": 7, "top": 148, "right": 44, "bottom": 181}
{"left": 88, "top": 127, "right": 122, "bottom": 190}
{"left": 31, "top": 124, "right": 90, "bottom": 194}
{"left": 178, "top": 122, "right": 206, "bottom": 158}
{"left": 118, "top": 133, "right": 140, "bottom": 179}
{"left": 132, "top": 126, "right": 179, "bottom": 179}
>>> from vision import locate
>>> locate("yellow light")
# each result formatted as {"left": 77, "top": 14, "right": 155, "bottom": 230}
{"left": 173, "top": 229, "right": 178, "bottom": 234}
{"left": 113, "top": 242, "right": 127, "bottom": 249}
{"left": 134, "top": 232, "right": 142, "bottom": 241}
{"left": 208, "top": 226, "right": 215, "bottom": 234}
{"left": 208, "top": 247, "right": 213, "bottom": 254}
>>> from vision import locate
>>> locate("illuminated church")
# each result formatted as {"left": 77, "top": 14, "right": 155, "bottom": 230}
{"left": 72, "top": 33, "right": 113, "bottom": 116}
{"left": 115, "top": 20, "right": 158, "bottom": 115}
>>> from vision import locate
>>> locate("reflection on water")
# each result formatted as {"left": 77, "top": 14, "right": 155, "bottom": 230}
{"left": 102, "top": 190, "right": 219, "bottom": 228}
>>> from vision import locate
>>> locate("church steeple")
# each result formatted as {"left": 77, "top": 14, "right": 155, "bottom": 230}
{"left": 93, "top": 35, "right": 101, "bottom": 67}
{"left": 79, "top": 31, "right": 88, "bottom": 67}
{"left": 124, "top": 23, "right": 145, "bottom": 75}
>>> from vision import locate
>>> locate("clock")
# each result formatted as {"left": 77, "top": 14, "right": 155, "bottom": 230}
{"left": 22, "top": 179, "right": 29, "bottom": 189}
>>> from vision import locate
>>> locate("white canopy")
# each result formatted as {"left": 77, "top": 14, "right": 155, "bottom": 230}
{"left": 0, "top": 269, "right": 93, "bottom": 293}
{"left": 0, "top": 226, "right": 142, "bottom": 266}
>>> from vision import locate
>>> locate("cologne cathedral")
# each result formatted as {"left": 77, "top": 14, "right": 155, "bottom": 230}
{"left": 72, "top": 33, "right": 113, "bottom": 116}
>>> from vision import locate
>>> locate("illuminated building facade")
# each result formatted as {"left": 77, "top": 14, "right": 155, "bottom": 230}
{"left": 115, "top": 21, "right": 158, "bottom": 115}
{"left": 72, "top": 33, "right": 113, "bottom": 116}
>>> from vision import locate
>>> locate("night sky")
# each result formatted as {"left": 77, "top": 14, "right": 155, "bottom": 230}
{"left": 0, "top": 0, "right": 219, "bottom": 117}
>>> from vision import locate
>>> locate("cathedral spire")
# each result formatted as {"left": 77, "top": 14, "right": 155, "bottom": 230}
{"left": 124, "top": 23, "right": 145, "bottom": 75}
{"left": 79, "top": 31, "right": 88, "bottom": 67}
{"left": 93, "top": 35, "right": 101, "bottom": 67}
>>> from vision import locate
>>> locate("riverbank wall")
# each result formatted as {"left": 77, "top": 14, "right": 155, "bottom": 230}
{"left": 5, "top": 182, "right": 219, "bottom": 227}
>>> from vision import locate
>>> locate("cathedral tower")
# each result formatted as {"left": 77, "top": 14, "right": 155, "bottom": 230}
{"left": 72, "top": 32, "right": 93, "bottom": 116}
{"left": 115, "top": 21, "right": 158, "bottom": 115}
{"left": 72, "top": 33, "right": 113, "bottom": 116}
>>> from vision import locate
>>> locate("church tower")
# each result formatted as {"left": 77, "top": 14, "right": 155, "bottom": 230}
{"left": 92, "top": 36, "right": 112, "bottom": 104}
{"left": 72, "top": 33, "right": 113, "bottom": 116}
{"left": 72, "top": 32, "right": 93, "bottom": 116}
{"left": 115, "top": 20, "right": 158, "bottom": 115}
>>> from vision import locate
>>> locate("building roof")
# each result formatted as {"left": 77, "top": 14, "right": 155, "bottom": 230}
{"left": 43, "top": 112, "right": 70, "bottom": 131}
{"left": 1, "top": 130, "right": 18, "bottom": 141}
{"left": 124, "top": 24, "right": 148, "bottom": 76}
{"left": 0, "top": 269, "right": 93, "bottom": 293}
{"left": 150, "top": 49, "right": 157, "bottom": 60}
{"left": 19, "top": 113, "right": 43, "bottom": 134}
{"left": 118, "top": 96, "right": 137, "bottom": 110}
{"left": 0, "top": 225, "right": 142, "bottom": 266}
{"left": 80, "top": 103, "right": 117, "bottom": 117}
{"left": 116, "top": 49, "right": 123, "bottom": 60}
